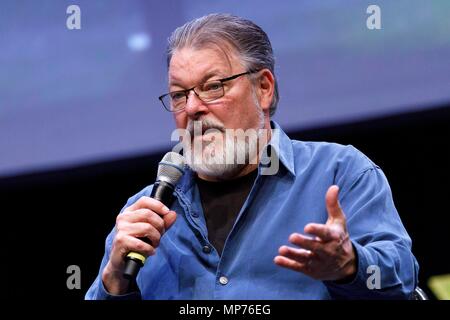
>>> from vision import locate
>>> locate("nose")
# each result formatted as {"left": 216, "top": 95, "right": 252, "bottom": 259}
{"left": 184, "top": 90, "right": 209, "bottom": 119}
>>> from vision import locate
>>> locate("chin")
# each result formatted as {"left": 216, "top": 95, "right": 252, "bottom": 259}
{"left": 189, "top": 161, "right": 245, "bottom": 179}
{"left": 187, "top": 145, "right": 245, "bottom": 179}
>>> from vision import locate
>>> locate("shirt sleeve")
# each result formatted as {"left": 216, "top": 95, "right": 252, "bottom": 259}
{"left": 84, "top": 229, "right": 142, "bottom": 300}
{"left": 324, "top": 166, "right": 419, "bottom": 299}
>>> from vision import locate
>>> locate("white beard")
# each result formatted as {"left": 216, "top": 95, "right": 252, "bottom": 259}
{"left": 185, "top": 102, "right": 265, "bottom": 179}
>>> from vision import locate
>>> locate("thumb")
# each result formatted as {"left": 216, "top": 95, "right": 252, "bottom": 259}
{"left": 325, "top": 185, "right": 346, "bottom": 223}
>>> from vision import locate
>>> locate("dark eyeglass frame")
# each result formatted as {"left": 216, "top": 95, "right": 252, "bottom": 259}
{"left": 158, "top": 70, "right": 258, "bottom": 112}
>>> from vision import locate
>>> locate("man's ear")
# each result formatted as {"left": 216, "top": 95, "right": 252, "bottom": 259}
{"left": 256, "top": 69, "right": 275, "bottom": 113}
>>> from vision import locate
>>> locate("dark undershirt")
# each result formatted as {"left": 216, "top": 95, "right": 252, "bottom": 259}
{"left": 196, "top": 169, "right": 258, "bottom": 256}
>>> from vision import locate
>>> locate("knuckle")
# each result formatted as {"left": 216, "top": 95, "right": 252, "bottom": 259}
{"left": 117, "top": 211, "right": 134, "bottom": 224}
{"left": 137, "top": 242, "right": 155, "bottom": 256}
{"left": 147, "top": 209, "right": 159, "bottom": 220}
{"left": 153, "top": 217, "right": 165, "bottom": 233}
{"left": 149, "top": 210, "right": 164, "bottom": 223}
{"left": 159, "top": 201, "right": 168, "bottom": 211}
{"left": 141, "top": 208, "right": 152, "bottom": 218}
{"left": 115, "top": 219, "right": 128, "bottom": 232}
{"left": 145, "top": 197, "right": 159, "bottom": 208}
{"left": 137, "top": 196, "right": 149, "bottom": 204}
{"left": 116, "top": 213, "right": 125, "bottom": 224}
{"left": 114, "top": 232, "right": 126, "bottom": 246}
{"left": 135, "top": 241, "right": 148, "bottom": 252}
{"left": 150, "top": 233, "right": 161, "bottom": 247}
{"left": 149, "top": 199, "right": 166, "bottom": 213}
{"left": 118, "top": 246, "right": 128, "bottom": 257}
{"left": 132, "top": 196, "right": 149, "bottom": 209}
{"left": 143, "top": 224, "right": 154, "bottom": 237}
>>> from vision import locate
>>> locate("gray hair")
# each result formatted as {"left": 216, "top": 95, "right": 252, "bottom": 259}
{"left": 166, "top": 13, "right": 279, "bottom": 116}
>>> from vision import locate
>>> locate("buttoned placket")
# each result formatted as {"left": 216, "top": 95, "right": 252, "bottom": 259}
{"left": 173, "top": 167, "right": 266, "bottom": 298}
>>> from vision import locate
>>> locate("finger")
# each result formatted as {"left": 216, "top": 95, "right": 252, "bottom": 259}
{"left": 278, "top": 245, "right": 312, "bottom": 262}
{"left": 289, "top": 233, "right": 324, "bottom": 253}
{"left": 118, "top": 209, "right": 165, "bottom": 234}
{"left": 304, "top": 223, "right": 340, "bottom": 242}
{"left": 124, "top": 196, "right": 171, "bottom": 216}
{"left": 118, "top": 222, "right": 162, "bottom": 246}
{"left": 119, "top": 209, "right": 151, "bottom": 222}
{"left": 274, "top": 255, "right": 308, "bottom": 273}
{"left": 325, "top": 185, "right": 345, "bottom": 222}
{"left": 163, "top": 210, "right": 177, "bottom": 230}
{"left": 110, "top": 233, "right": 156, "bottom": 267}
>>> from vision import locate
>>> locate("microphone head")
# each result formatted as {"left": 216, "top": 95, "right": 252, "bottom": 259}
{"left": 156, "top": 152, "right": 185, "bottom": 186}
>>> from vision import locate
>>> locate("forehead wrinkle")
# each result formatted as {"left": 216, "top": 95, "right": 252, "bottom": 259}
{"left": 169, "top": 69, "right": 227, "bottom": 89}
{"left": 168, "top": 44, "right": 242, "bottom": 89}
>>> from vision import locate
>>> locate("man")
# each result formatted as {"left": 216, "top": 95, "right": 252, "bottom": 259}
{"left": 86, "top": 14, "right": 418, "bottom": 299}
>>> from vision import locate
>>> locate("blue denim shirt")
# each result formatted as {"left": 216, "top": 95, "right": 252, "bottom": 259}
{"left": 86, "top": 121, "right": 419, "bottom": 300}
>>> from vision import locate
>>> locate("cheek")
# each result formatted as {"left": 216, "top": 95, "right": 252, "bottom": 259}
{"left": 222, "top": 94, "right": 248, "bottom": 113}
{"left": 173, "top": 113, "right": 187, "bottom": 129}
{"left": 213, "top": 98, "right": 252, "bottom": 127}
{"left": 234, "top": 94, "right": 257, "bottom": 120}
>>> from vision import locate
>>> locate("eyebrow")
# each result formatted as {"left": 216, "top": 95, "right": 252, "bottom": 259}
{"left": 169, "top": 69, "right": 228, "bottom": 90}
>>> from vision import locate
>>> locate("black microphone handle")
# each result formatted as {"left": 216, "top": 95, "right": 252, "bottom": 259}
{"left": 123, "top": 181, "right": 175, "bottom": 280}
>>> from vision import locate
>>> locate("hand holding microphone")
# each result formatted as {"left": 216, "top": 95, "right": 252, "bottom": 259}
{"left": 101, "top": 152, "right": 185, "bottom": 294}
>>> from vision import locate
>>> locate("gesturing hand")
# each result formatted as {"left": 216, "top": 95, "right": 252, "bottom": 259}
{"left": 274, "top": 185, "right": 356, "bottom": 282}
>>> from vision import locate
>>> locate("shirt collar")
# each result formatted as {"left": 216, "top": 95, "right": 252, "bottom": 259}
{"left": 263, "top": 120, "right": 296, "bottom": 177}
{"left": 176, "top": 120, "right": 296, "bottom": 194}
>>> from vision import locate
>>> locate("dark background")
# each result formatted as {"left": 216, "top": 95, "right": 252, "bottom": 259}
{"left": 3, "top": 0, "right": 450, "bottom": 178}
{"left": 4, "top": 104, "right": 449, "bottom": 300}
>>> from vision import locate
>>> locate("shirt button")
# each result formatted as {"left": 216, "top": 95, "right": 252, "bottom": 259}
{"left": 202, "top": 245, "right": 212, "bottom": 254}
{"left": 191, "top": 211, "right": 199, "bottom": 218}
{"left": 219, "top": 276, "right": 229, "bottom": 285}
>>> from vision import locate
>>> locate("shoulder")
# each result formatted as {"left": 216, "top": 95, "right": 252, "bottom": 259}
{"left": 291, "top": 139, "right": 380, "bottom": 183}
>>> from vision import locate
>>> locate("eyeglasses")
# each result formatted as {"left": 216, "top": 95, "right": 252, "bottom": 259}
{"left": 158, "top": 70, "right": 257, "bottom": 112}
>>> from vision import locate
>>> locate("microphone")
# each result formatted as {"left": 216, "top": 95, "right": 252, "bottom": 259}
{"left": 123, "top": 151, "right": 185, "bottom": 280}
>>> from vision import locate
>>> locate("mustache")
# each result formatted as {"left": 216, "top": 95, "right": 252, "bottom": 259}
{"left": 186, "top": 118, "right": 226, "bottom": 136}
